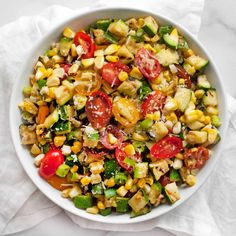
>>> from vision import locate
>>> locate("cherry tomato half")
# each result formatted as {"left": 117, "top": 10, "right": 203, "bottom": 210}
{"left": 39, "top": 149, "right": 64, "bottom": 179}
{"left": 100, "top": 125, "right": 124, "bottom": 149}
{"left": 115, "top": 143, "right": 142, "bottom": 171}
{"left": 60, "top": 63, "right": 71, "bottom": 74}
{"left": 74, "top": 32, "right": 96, "bottom": 59}
{"left": 175, "top": 64, "right": 192, "bottom": 88}
{"left": 141, "top": 90, "right": 166, "bottom": 116}
{"left": 101, "top": 61, "right": 130, "bottom": 87}
{"left": 85, "top": 91, "right": 112, "bottom": 129}
{"left": 135, "top": 47, "right": 161, "bottom": 81}
{"left": 150, "top": 136, "right": 183, "bottom": 159}
{"left": 184, "top": 146, "right": 209, "bottom": 169}
{"left": 84, "top": 147, "right": 108, "bottom": 158}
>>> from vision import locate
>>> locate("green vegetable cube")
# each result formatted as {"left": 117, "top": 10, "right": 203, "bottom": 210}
{"left": 73, "top": 195, "right": 93, "bottom": 209}
{"left": 116, "top": 197, "right": 129, "bottom": 213}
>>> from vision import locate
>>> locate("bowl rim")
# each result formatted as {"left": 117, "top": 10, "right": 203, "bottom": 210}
{"left": 10, "top": 5, "right": 229, "bottom": 224}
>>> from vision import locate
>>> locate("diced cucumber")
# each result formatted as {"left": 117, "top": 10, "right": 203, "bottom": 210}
{"left": 211, "top": 115, "right": 221, "bottom": 127}
{"left": 104, "top": 159, "right": 119, "bottom": 178}
{"left": 103, "top": 31, "right": 118, "bottom": 44}
{"left": 130, "top": 206, "right": 150, "bottom": 218}
{"left": 164, "top": 182, "right": 180, "bottom": 204}
{"left": 185, "top": 55, "right": 209, "bottom": 70}
{"left": 54, "top": 83, "right": 74, "bottom": 106}
{"left": 44, "top": 109, "right": 59, "bottom": 129}
{"left": 197, "top": 75, "right": 211, "bottom": 89}
{"left": 156, "top": 48, "right": 179, "bottom": 66}
{"left": 54, "top": 121, "right": 71, "bottom": 135}
{"left": 91, "top": 183, "right": 103, "bottom": 195}
{"left": 174, "top": 87, "right": 192, "bottom": 112}
{"left": 169, "top": 168, "right": 181, "bottom": 182}
{"left": 59, "top": 37, "right": 72, "bottom": 57}
{"left": 149, "top": 182, "right": 162, "bottom": 204}
{"left": 99, "top": 207, "right": 112, "bottom": 216}
{"left": 73, "top": 195, "right": 93, "bottom": 209}
{"left": 104, "top": 188, "right": 117, "bottom": 199}
{"left": 159, "top": 25, "right": 172, "bottom": 36}
{"left": 163, "top": 28, "right": 179, "bottom": 49}
{"left": 73, "top": 94, "right": 87, "bottom": 110}
{"left": 128, "top": 190, "right": 148, "bottom": 213}
{"left": 108, "top": 20, "right": 129, "bottom": 37}
{"left": 116, "top": 197, "right": 129, "bottom": 213}
{"left": 56, "top": 164, "right": 70, "bottom": 177}
{"left": 203, "top": 90, "right": 218, "bottom": 106}
{"left": 96, "top": 19, "right": 112, "bottom": 31}
{"left": 115, "top": 172, "right": 128, "bottom": 185}
{"left": 142, "top": 16, "right": 158, "bottom": 37}
{"left": 134, "top": 162, "right": 148, "bottom": 179}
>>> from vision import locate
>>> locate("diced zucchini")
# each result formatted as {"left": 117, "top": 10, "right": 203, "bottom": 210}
{"left": 132, "top": 141, "right": 147, "bottom": 153}
{"left": 103, "top": 31, "right": 119, "bottom": 44}
{"left": 169, "top": 168, "right": 181, "bottom": 182}
{"left": 211, "top": 115, "right": 221, "bottom": 127}
{"left": 150, "top": 160, "right": 169, "bottom": 181}
{"left": 149, "top": 182, "right": 162, "bottom": 204}
{"left": 104, "top": 160, "right": 119, "bottom": 178}
{"left": 142, "top": 16, "right": 158, "bottom": 37}
{"left": 54, "top": 121, "right": 71, "bottom": 135}
{"left": 185, "top": 55, "right": 208, "bottom": 70}
{"left": 91, "top": 183, "right": 103, "bottom": 195}
{"left": 73, "top": 195, "right": 93, "bottom": 209}
{"left": 108, "top": 20, "right": 129, "bottom": 37}
{"left": 156, "top": 48, "right": 179, "bottom": 66}
{"left": 203, "top": 90, "right": 218, "bottom": 106}
{"left": 73, "top": 94, "right": 87, "bottom": 110}
{"left": 134, "top": 162, "right": 148, "bottom": 179}
{"left": 99, "top": 207, "right": 112, "bottom": 216}
{"left": 116, "top": 197, "right": 129, "bottom": 213}
{"left": 84, "top": 125, "right": 99, "bottom": 140}
{"left": 56, "top": 164, "right": 70, "bottom": 177}
{"left": 174, "top": 87, "right": 192, "bottom": 112}
{"left": 163, "top": 28, "right": 179, "bottom": 49}
{"left": 130, "top": 206, "right": 150, "bottom": 218}
{"left": 54, "top": 82, "right": 74, "bottom": 106}
{"left": 164, "top": 182, "right": 180, "bottom": 204}
{"left": 96, "top": 19, "right": 112, "bottom": 31}
{"left": 104, "top": 188, "right": 117, "bottom": 199}
{"left": 197, "top": 75, "right": 211, "bottom": 89}
{"left": 117, "top": 79, "right": 142, "bottom": 97}
{"left": 114, "top": 172, "right": 128, "bottom": 185}
{"left": 178, "top": 37, "right": 189, "bottom": 49}
{"left": 59, "top": 37, "right": 72, "bottom": 57}
{"left": 44, "top": 109, "right": 59, "bottom": 129}
{"left": 128, "top": 190, "right": 148, "bottom": 213}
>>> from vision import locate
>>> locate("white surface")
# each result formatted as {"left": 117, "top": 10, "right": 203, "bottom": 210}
{"left": 1, "top": 0, "right": 236, "bottom": 236}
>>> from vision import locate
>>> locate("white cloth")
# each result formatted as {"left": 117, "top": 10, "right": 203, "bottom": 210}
{"left": 2, "top": 1, "right": 235, "bottom": 236}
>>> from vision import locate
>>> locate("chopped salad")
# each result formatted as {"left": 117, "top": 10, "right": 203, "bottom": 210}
{"left": 19, "top": 16, "right": 221, "bottom": 217}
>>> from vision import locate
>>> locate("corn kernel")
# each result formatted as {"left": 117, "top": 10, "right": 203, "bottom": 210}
{"left": 132, "top": 132, "right": 149, "bottom": 141}
{"left": 104, "top": 44, "right": 120, "bottom": 55}
{"left": 54, "top": 136, "right": 66, "bottom": 147}
{"left": 173, "top": 158, "right": 183, "bottom": 169}
{"left": 68, "top": 64, "right": 79, "bottom": 75}
{"left": 52, "top": 55, "right": 64, "bottom": 63}
{"left": 144, "top": 44, "right": 156, "bottom": 54}
{"left": 204, "top": 116, "right": 211, "bottom": 125}
{"left": 31, "top": 144, "right": 41, "bottom": 155}
{"left": 35, "top": 67, "right": 48, "bottom": 80}
{"left": 105, "top": 55, "right": 119, "bottom": 62}
{"left": 130, "top": 67, "right": 143, "bottom": 80}
{"left": 175, "top": 153, "right": 184, "bottom": 160}
{"left": 178, "top": 78, "right": 185, "bottom": 85}
{"left": 71, "top": 141, "right": 82, "bottom": 154}
{"left": 206, "top": 106, "right": 219, "bottom": 115}
{"left": 70, "top": 44, "right": 77, "bottom": 57}
{"left": 89, "top": 161, "right": 104, "bottom": 174}
{"left": 47, "top": 75, "right": 60, "bottom": 87}
{"left": 81, "top": 176, "right": 91, "bottom": 186}
{"left": 183, "top": 49, "right": 194, "bottom": 58}
{"left": 90, "top": 174, "right": 102, "bottom": 185}
{"left": 81, "top": 58, "right": 95, "bottom": 68}
{"left": 195, "top": 89, "right": 205, "bottom": 99}
{"left": 138, "top": 18, "right": 144, "bottom": 27}
{"left": 69, "top": 185, "right": 82, "bottom": 198}
{"left": 71, "top": 165, "right": 79, "bottom": 173}
{"left": 145, "top": 113, "right": 154, "bottom": 120}
{"left": 97, "top": 201, "right": 105, "bottom": 210}
{"left": 145, "top": 177, "right": 154, "bottom": 185}
{"left": 116, "top": 186, "right": 128, "bottom": 197}
{"left": 124, "top": 144, "right": 135, "bottom": 156}
{"left": 129, "top": 184, "right": 138, "bottom": 193}
{"left": 94, "top": 56, "right": 104, "bottom": 69}
{"left": 164, "top": 98, "right": 178, "bottom": 111}
{"left": 106, "top": 177, "right": 115, "bottom": 187}
{"left": 172, "top": 122, "right": 181, "bottom": 134}
{"left": 153, "top": 111, "right": 161, "bottom": 121}
{"left": 108, "top": 133, "right": 118, "bottom": 145}
{"left": 186, "top": 174, "right": 196, "bottom": 186}
{"left": 61, "top": 188, "right": 72, "bottom": 198}
{"left": 166, "top": 112, "right": 178, "bottom": 124}
{"left": 63, "top": 27, "right": 75, "bottom": 38}
{"left": 125, "top": 178, "right": 133, "bottom": 190}
{"left": 137, "top": 179, "right": 146, "bottom": 188}
{"left": 48, "top": 87, "right": 56, "bottom": 98}
{"left": 47, "top": 48, "right": 58, "bottom": 57}
{"left": 186, "top": 131, "right": 208, "bottom": 144}
{"left": 86, "top": 206, "right": 99, "bottom": 214}
{"left": 118, "top": 71, "right": 128, "bottom": 82}
{"left": 185, "top": 110, "right": 203, "bottom": 123}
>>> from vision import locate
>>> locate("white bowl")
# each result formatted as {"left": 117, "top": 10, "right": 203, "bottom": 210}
{"left": 10, "top": 6, "right": 228, "bottom": 224}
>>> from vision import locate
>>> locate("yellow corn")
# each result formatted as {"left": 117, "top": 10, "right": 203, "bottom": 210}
{"left": 124, "top": 144, "right": 135, "bottom": 156}
{"left": 97, "top": 201, "right": 105, "bottom": 210}
{"left": 48, "top": 87, "right": 56, "bottom": 98}
{"left": 183, "top": 49, "right": 194, "bottom": 58}
{"left": 35, "top": 67, "right": 48, "bottom": 80}
{"left": 194, "top": 89, "right": 205, "bottom": 99}
{"left": 86, "top": 206, "right": 99, "bottom": 214}
{"left": 175, "top": 153, "right": 184, "bottom": 160}
{"left": 206, "top": 106, "right": 219, "bottom": 115}
{"left": 185, "top": 110, "right": 203, "bottom": 123}
{"left": 108, "top": 133, "right": 118, "bottom": 145}
{"left": 186, "top": 174, "right": 196, "bottom": 186}
{"left": 89, "top": 161, "right": 104, "bottom": 175}
{"left": 171, "top": 28, "right": 178, "bottom": 37}
{"left": 117, "top": 186, "right": 128, "bottom": 197}
{"left": 68, "top": 64, "right": 79, "bottom": 75}
{"left": 54, "top": 136, "right": 66, "bottom": 147}
{"left": 31, "top": 144, "right": 41, "bottom": 155}
{"left": 118, "top": 71, "right": 128, "bottom": 82}
{"left": 52, "top": 55, "right": 64, "bottom": 63}
{"left": 144, "top": 44, "right": 156, "bottom": 54}
{"left": 178, "top": 78, "right": 185, "bottom": 85}
{"left": 63, "top": 27, "right": 75, "bottom": 38}
{"left": 137, "top": 179, "right": 146, "bottom": 188}
{"left": 132, "top": 132, "right": 149, "bottom": 141}
{"left": 106, "top": 177, "right": 115, "bottom": 188}
{"left": 94, "top": 56, "right": 104, "bottom": 69}
{"left": 138, "top": 18, "right": 144, "bottom": 27}
{"left": 204, "top": 116, "right": 211, "bottom": 125}
{"left": 125, "top": 178, "right": 133, "bottom": 190}
{"left": 90, "top": 174, "right": 102, "bottom": 185}
{"left": 183, "top": 63, "right": 196, "bottom": 75}
{"left": 145, "top": 177, "right": 154, "bottom": 185}
{"left": 47, "top": 75, "right": 60, "bottom": 87}
{"left": 81, "top": 58, "right": 94, "bottom": 68}
{"left": 81, "top": 176, "right": 91, "bottom": 186}
{"left": 146, "top": 111, "right": 160, "bottom": 121}
{"left": 70, "top": 44, "right": 77, "bottom": 57}
{"left": 71, "top": 165, "right": 79, "bottom": 173}
{"left": 61, "top": 188, "right": 72, "bottom": 198}
{"left": 186, "top": 131, "right": 208, "bottom": 144}
{"left": 105, "top": 55, "right": 119, "bottom": 62}
{"left": 164, "top": 98, "right": 178, "bottom": 111}
{"left": 104, "top": 44, "right": 120, "bottom": 55}
{"left": 47, "top": 48, "right": 58, "bottom": 57}
{"left": 130, "top": 67, "right": 143, "bottom": 80}
{"left": 166, "top": 112, "right": 178, "bottom": 124}
{"left": 71, "top": 141, "right": 82, "bottom": 154}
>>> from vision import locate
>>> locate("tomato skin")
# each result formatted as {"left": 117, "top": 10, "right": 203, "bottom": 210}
{"left": 159, "top": 175, "right": 171, "bottom": 187}
{"left": 115, "top": 143, "right": 142, "bottom": 171}
{"left": 85, "top": 91, "right": 112, "bottom": 129}
{"left": 100, "top": 125, "right": 124, "bottom": 149}
{"left": 141, "top": 90, "right": 166, "bottom": 116}
{"left": 176, "top": 65, "right": 192, "bottom": 88}
{"left": 184, "top": 146, "right": 209, "bottom": 169}
{"left": 135, "top": 47, "right": 161, "bottom": 81}
{"left": 39, "top": 149, "right": 64, "bottom": 179}
{"left": 84, "top": 148, "right": 108, "bottom": 158}
{"left": 101, "top": 62, "right": 130, "bottom": 87}
{"left": 60, "top": 63, "right": 71, "bottom": 74}
{"left": 74, "top": 32, "right": 95, "bottom": 59}
{"left": 151, "top": 136, "right": 183, "bottom": 159}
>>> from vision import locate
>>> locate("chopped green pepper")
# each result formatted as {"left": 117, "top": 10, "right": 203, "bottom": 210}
{"left": 91, "top": 183, "right": 103, "bottom": 195}
{"left": 139, "top": 81, "right": 152, "bottom": 100}
{"left": 115, "top": 172, "right": 127, "bottom": 185}
{"left": 56, "top": 164, "right": 70, "bottom": 177}
{"left": 170, "top": 168, "right": 181, "bottom": 182}
{"left": 37, "top": 79, "right": 47, "bottom": 89}
{"left": 73, "top": 195, "right": 93, "bottom": 209}
{"left": 116, "top": 197, "right": 129, "bottom": 213}
{"left": 104, "top": 160, "right": 119, "bottom": 178}
{"left": 140, "top": 119, "right": 153, "bottom": 129}
{"left": 54, "top": 121, "right": 71, "bottom": 135}
{"left": 96, "top": 19, "right": 112, "bottom": 31}
{"left": 104, "top": 188, "right": 117, "bottom": 199}
{"left": 99, "top": 207, "right": 112, "bottom": 216}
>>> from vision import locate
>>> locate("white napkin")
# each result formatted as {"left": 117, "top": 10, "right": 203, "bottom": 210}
{"left": 2, "top": 1, "right": 235, "bottom": 235}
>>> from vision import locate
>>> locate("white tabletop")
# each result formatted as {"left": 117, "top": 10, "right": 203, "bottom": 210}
{"left": 2, "top": 0, "right": 236, "bottom": 236}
